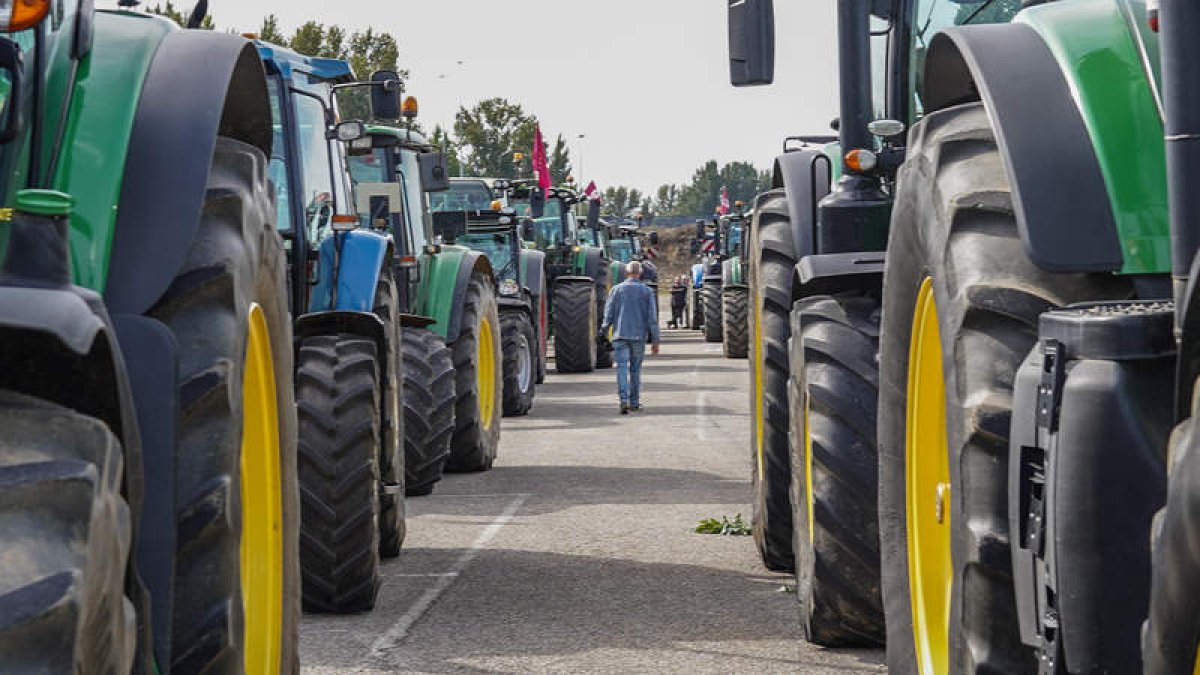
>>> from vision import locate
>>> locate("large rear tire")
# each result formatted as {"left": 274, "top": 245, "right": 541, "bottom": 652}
{"left": 401, "top": 327, "right": 455, "bottom": 497}
{"left": 748, "top": 190, "right": 795, "bottom": 573}
{"left": 0, "top": 391, "right": 137, "bottom": 674}
{"left": 877, "top": 103, "right": 1126, "bottom": 674}
{"left": 446, "top": 271, "right": 502, "bottom": 472}
{"left": 1144, "top": 378, "right": 1200, "bottom": 674}
{"left": 722, "top": 286, "right": 749, "bottom": 358}
{"left": 788, "top": 294, "right": 884, "bottom": 646}
{"left": 553, "top": 282, "right": 597, "bottom": 373}
{"left": 149, "top": 137, "right": 299, "bottom": 674}
{"left": 501, "top": 310, "right": 537, "bottom": 417}
{"left": 296, "top": 336, "right": 382, "bottom": 614}
{"left": 373, "top": 275, "right": 405, "bottom": 559}
{"left": 702, "top": 281, "right": 723, "bottom": 342}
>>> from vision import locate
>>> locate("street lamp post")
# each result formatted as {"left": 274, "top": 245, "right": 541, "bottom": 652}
{"left": 575, "top": 133, "right": 586, "bottom": 186}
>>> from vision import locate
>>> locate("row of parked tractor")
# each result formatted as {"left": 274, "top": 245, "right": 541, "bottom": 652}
{"left": 674, "top": 209, "right": 752, "bottom": 359}
{"left": 728, "top": 0, "right": 1200, "bottom": 673}
{"left": 0, "top": 3, "right": 661, "bottom": 673}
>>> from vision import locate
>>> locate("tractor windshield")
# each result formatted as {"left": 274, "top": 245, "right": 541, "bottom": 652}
{"left": 608, "top": 239, "right": 633, "bottom": 263}
{"left": 431, "top": 180, "right": 494, "bottom": 212}
{"left": 511, "top": 198, "right": 562, "bottom": 220}
{"left": 725, "top": 225, "right": 742, "bottom": 256}
{"left": 460, "top": 230, "right": 518, "bottom": 284}
{"left": 267, "top": 77, "right": 338, "bottom": 245}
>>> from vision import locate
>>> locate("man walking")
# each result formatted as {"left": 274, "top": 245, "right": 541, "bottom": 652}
{"left": 601, "top": 261, "right": 660, "bottom": 414}
{"left": 669, "top": 276, "right": 687, "bottom": 329}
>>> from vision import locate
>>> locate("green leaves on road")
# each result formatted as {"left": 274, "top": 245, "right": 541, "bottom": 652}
{"left": 694, "top": 514, "right": 751, "bottom": 536}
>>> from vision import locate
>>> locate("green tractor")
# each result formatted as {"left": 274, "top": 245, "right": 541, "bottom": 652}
{"left": 257, "top": 45, "right": 406, "bottom": 614}
{"left": 433, "top": 177, "right": 547, "bottom": 414}
{"left": 0, "top": 3, "right": 300, "bottom": 672}
{"left": 694, "top": 207, "right": 750, "bottom": 354}
{"left": 605, "top": 219, "right": 661, "bottom": 316}
{"left": 349, "top": 119, "right": 502, "bottom": 477}
{"left": 732, "top": 0, "right": 1195, "bottom": 672}
{"left": 501, "top": 180, "right": 612, "bottom": 373}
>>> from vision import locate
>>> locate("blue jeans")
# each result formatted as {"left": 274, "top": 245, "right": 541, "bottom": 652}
{"left": 613, "top": 339, "right": 646, "bottom": 405}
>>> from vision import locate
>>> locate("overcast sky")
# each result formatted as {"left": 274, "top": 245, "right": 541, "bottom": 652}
{"left": 107, "top": 1, "right": 839, "bottom": 195}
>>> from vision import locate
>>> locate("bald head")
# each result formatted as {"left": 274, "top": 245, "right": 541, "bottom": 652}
{"left": 625, "top": 261, "right": 643, "bottom": 279}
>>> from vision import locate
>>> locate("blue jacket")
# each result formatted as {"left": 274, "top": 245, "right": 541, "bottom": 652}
{"left": 602, "top": 279, "right": 660, "bottom": 344}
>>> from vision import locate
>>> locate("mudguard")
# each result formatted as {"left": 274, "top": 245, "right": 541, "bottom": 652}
{"left": 923, "top": 7, "right": 1166, "bottom": 274}
{"left": 420, "top": 246, "right": 493, "bottom": 343}
{"left": 520, "top": 248, "right": 545, "bottom": 297}
{"left": 104, "top": 28, "right": 272, "bottom": 314}
{"left": 582, "top": 246, "right": 607, "bottom": 287}
{"left": 771, "top": 146, "right": 833, "bottom": 260}
{"left": 308, "top": 229, "right": 391, "bottom": 313}
{"left": 293, "top": 310, "right": 389, "bottom": 380}
{"left": 793, "top": 252, "right": 884, "bottom": 297}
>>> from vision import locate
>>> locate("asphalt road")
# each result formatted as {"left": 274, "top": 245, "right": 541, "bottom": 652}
{"left": 299, "top": 330, "right": 886, "bottom": 674}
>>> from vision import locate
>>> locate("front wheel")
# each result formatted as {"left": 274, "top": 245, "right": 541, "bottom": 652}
{"left": 877, "top": 103, "right": 1125, "bottom": 674}
{"left": 149, "top": 137, "right": 299, "bottom": 674}
{"left": 296, "top": 335, "right": 382, "bottom": 613}
{"left": 401, "top": 327, "right": 455, "bottom": 496}
{"left": 446, "top": 271, "right": 502, "bottom": 472}
{"left": 722, "top": 287, "right": 748, "bottom": 358}
{"left": 788, "top": 294, "right": 884, "bottom": 646}
{"left": 501, "top": 310, "right": 537, "bottom": 416}
{"left": 702, "top": 281, "right": 723, "bottom": 342}
{"left": 553, "top": 282, "right": 597, "bottom": 373}
{"left": 0, "top": 391, "right": 137, "bottom": 673}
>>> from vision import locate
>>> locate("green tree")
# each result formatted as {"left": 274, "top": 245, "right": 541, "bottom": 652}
{"left": 430, "top": 125, "right": 464, "bottom": 177}
{"left": 259, "top": 14, "right": 286, "bottom": 44}
{"left": 548, "top": 134, "right": 572, "bottom": 184}
{"left": 278, "top": 21, "right": 406, "bottom": 121}
{"left": 676, "top": 160, "right": 768, "bottom": 216}
{"left": 602, "top": 186, "right": 643, "bottom": 218}
{"left": 654, "top": 184, "right": 680, "bottom": 216}
{"left": 147, "top": 1, "right": 215, "bottom": 29}
{"left": 453, "top": 98, "right": 539, "bottom": 179}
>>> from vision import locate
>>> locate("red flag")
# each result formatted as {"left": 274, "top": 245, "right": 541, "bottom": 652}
{"left": 584, "top": 180, "right": 602, "bottom": 202}
{"left": 531, "top": 123, "right": 552, "bottom": 191}
{"left": 717, "top": 185, "right": 731, "bottom": 215}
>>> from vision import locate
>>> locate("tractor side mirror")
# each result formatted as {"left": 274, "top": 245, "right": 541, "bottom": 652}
{"left": 370, "top": 70, "right": 402, "bottom": 120}
{"left": 728, "top": 0, "right": 774, "bottom": 86}
{"left": 431, "top": 211, "right": 467, "bottom": 244}
{"left": 695, "top": 220, "right": 705, "bottom": 240}
{"left": 0, "top": 41, "right": 24, "bottom": 142}
{"left": 586, "top": 200, "right": 601, "bottom": 232}
{"left": 649, "top": 231, "right": 659, "bottom": 246}
{"left": 520, "top": 219, "right": 534, "bottom": 241}
{"left": 529, "top": 188, "right": 546, "bottom": 219}
{"left": 418, "top": 152, "right": 450, "bottom": 192}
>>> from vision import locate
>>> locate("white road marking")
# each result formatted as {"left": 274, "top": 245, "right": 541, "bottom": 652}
{"left": 365, "top": 493, "right": 529, "bottom": 662}
{"left": 704, "top": 344, "right": 723, "bottom": 353}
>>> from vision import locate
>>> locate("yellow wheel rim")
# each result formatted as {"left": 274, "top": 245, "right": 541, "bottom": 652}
{"left": 804, "top": 401, "right": 815, "bottom": 544}
{"left": 477, "top": 314, "right": 497, "bottom": 428}
{"left": 906, "top": 278, "right": 952, "bottom": 675}
{"left": 240, "top": 304, "right": 283, "bottom": 674}
{"left": 753, "top": 285, "right": 765, "bottom": 480}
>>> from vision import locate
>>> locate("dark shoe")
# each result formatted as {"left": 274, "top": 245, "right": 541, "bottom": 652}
{"left": 620, "top": 403, "right": 630, "bottom": 415}
{"left": 630, "top": 404, "right": 642, "bottom": 412}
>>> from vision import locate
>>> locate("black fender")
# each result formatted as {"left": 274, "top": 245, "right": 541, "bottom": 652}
{"left": 498, "top": 295, "right": 532, "bottom": 316}
{"left": 583, "top": 246, "right": 608, "bottom": 288}
{"left": 521, "top": 248, "right": 546, "bottom": 299}
{"left": 793, "top": 251, "right": 885, "bottom": 297}
{"left": 105, "top": 32, "right": 273, "bottom": 314}
{"left": 445, "top": 251, "right": 493, "bottom": 344}
{"left": 922, "top": 24, "right": 1123, "bottom": 273}
{"left": 771, "top": 147, "right": 833, "bottom": 260}
{"left": 400, "top": 313, "right": 438, "bottom": 329}
{"left": 294, "top": 310, "right": 390, "bottom": 382}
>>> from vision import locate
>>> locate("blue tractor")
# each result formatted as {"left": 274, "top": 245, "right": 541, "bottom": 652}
{"left": 258, "top": 43, "right": 404, "bottom": 614}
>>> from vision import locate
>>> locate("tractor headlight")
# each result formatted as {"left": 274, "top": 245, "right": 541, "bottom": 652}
{"left": 499, "top": 279, "right": 520, "bottom": 296}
